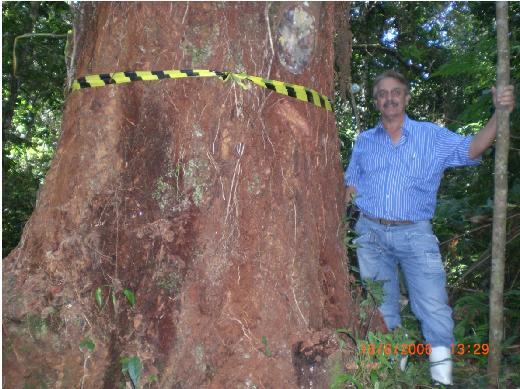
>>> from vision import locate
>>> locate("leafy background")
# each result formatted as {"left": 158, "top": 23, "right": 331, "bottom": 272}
{"left": 3, "top": 1, "right": 71, "bottom": 255}
{"left": 336, "top": 2, "right": 519, "bottom": 386}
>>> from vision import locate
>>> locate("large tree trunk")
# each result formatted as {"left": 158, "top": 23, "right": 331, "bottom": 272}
{"left": 3, "top": 2, "right": 360, "bottom": 387}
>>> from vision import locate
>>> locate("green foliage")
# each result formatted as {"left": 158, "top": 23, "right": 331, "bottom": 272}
{"left": 449, "top": 288, "right": 519, "bottom": 387}
{"left": 79, "top": 338, "right": 95, "bottom": 352}
{"left": 94, "top": 285, "right": 137, "bottom": 311}
{"left": 357, "top": 279, "right": 385, "bottom": 325}
{"left": 362, "top": 279, "right": 385, "bottom": 307}
{"left": 25, "top": 313, "right": 47, "bottom": 337}
{"left": 339, "top": 3, "right": 520, "bottom": 386}
{"left": 2, "top": 1, "right": 72, "bottom": 257}
{"left": 123, "top": 289, "right": 136, "bottom": 307}
{"left": 331, "top": 329, "right": 432, "bottom": 389}
{"left": 95, "top": 287, "right": 104, "bottom": 308}
{"left": 261, "top": 336, "right": 272, "bottom": 357}
{"left": 146, "top": 374, "right": 158, "bottom": 383}
{"left": 121, "top": 356, "right": 142, "bottom": 389}
{"left": 331, "top": 372, "right": 360, "bottom": 389}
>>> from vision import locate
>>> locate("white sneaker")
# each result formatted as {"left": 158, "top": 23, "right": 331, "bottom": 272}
{"left": 429, "top": 346, "right": 453, "bottom": 385}
{"left": 399, "top": 355, "right": 408, "bottom": 372}
{"left": 394, "top": 327, "right": 409, "bottom": 372}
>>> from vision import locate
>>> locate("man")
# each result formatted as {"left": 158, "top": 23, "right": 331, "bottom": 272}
{"left": 344, "top": 70, "right": 515, "bottom": 385}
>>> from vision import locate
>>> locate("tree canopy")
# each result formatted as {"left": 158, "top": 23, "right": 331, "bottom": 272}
{"left": 2, "top": 1, "right": 71, "bottom": 256}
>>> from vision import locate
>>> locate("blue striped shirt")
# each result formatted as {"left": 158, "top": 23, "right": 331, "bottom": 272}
{"left": 344, "top": 115, "right": 481, "bottom": 221}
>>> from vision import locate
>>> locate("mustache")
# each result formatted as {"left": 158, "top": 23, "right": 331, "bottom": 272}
{"left": 383, "top": 100, "right": 399, "bottom": 108}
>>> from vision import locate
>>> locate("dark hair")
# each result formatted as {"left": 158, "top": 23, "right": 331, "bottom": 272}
{"left": 373, "top": 70, "right": 410, "bottom": 98}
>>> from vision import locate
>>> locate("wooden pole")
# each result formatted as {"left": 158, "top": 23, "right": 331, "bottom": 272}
{"left": 488, "top": 1, "right": 510, "bottom": 386}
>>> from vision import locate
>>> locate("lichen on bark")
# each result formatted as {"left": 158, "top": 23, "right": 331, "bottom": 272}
{"left": 276, "top": 4, "right": 316, "bottom": 74}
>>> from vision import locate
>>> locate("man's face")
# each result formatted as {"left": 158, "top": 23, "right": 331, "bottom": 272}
{"left": 374, "top": 77, "right": 410, "bottom": 120}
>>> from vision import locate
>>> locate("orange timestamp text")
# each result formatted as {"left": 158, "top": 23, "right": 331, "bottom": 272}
{"left": 359, "top": 342, "right": 490, "bottom": 356}
{"left": 360, "top": 342, "right": 432, "bottom": 356}
{"left": 451, "top": 343, "right": 489, "bottom": 356}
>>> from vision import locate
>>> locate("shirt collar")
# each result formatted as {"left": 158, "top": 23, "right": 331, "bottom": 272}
{"left": 376, "top": 114, "right": 411, "bottom": 139}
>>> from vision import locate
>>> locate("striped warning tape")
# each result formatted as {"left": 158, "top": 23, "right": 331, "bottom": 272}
{"left": 71, "top": 69, "right": 333, "bottom": 111}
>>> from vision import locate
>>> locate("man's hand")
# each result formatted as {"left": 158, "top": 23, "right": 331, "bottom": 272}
{"left": 345, "top": 186, "right": 357, "bottom": 206}
{"left": 469, "top": 85, "right": 515, "bottom": 159}
{"left": 492, "top": 85, "right": 515, "bottom": 113}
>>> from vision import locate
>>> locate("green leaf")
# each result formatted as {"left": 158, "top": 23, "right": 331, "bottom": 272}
{"left": 123, "top": 289, "right": 136, "bottom": 307}
{"left": 120, "top": 357, "right": 130, "bottom": 374}
{"left": 331, "top": 373, "right": 361, "bottom": 389}
{"left": 127, "top": 356, "right": 142, "bottom": 388}
{"left": 335, "top": 328, "right": 352, "bottom": 336}
{"left": 370, "top": 369, "right": 379, "bottom": 384}
{"left": 95, "top": 287, "right": 103, "bottom": 307}
{"left": 147, "top": 374, "right": 158, "bottom": 383}
{"left": 261, "top": 336, "right": 272, "bottom": 357}
{"left": 79, "top": 337, "right": 95, "bottom": 352}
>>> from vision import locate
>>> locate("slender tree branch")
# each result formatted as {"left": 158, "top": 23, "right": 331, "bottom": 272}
{"left": 452, "top": 229, "right": 519, "bottom": 289}
{"left": 349, "top": 86, "right": 361, "bottom": 133}
{"left": 353, "top": 43, "right": 424, "bottom": 72}
{"left": 13, "top": 33, "right": 68, "bottom": 77}
{"left": 488, "top": 2, "right": 511, "bottom": 384}
{"left": 439, "top": 213, "right": 520, "bottom": 247}
{"left": 3, "top": 3, "right": 40, "bottom": 138}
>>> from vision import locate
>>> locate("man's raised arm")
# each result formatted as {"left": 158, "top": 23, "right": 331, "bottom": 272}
{"left": 469, "top": 85, "right": 515, "bottom": 159}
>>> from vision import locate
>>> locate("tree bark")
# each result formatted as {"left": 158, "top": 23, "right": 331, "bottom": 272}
{"left": 488, "top": 1, "right": 510, "bottom": 387}
{"left": 3, "top": 3, "right": 360, "bottom": 388}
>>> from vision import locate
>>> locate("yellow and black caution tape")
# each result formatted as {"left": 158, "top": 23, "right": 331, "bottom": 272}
{"left": 71, "top": 69, "right": 333, "bottom": 111}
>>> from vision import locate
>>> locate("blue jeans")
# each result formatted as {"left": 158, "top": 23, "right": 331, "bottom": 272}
{"left": 354, "top": 215, "right": 454, "bottom": 347}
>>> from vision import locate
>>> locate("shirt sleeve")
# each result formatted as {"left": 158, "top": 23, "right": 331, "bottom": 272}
{"left": 435, "top": 126, "right": 482, "bottom": 169}
{"left": 344, "top": 145, "right": 361, "bottom": 188}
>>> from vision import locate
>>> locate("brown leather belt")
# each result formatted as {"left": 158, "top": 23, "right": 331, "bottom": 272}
{"left": 363, "top": 214, "right": 413, "bottom": 225}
